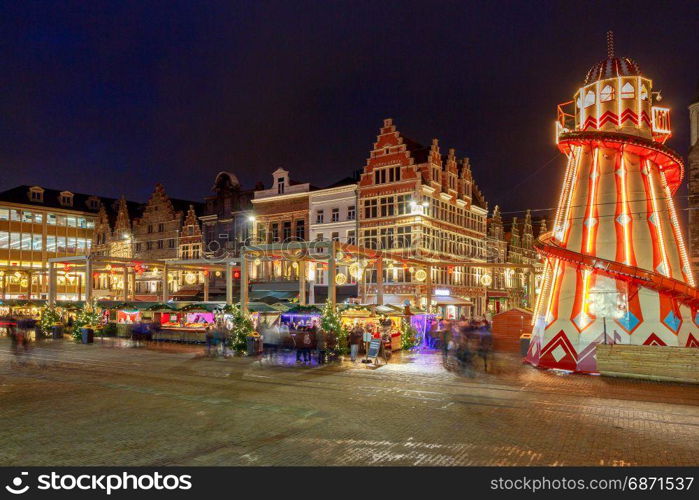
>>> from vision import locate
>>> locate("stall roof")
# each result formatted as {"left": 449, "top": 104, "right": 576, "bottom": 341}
{"left": 178, "top": 302, "right": 223, "bottom": 312}
{"left": 269, "top": 303, "right": 292, "bottom": 312}
{"left": 249, "top": 290, "right": 298, "bottom": 304}
{"left": 284, "top": 304, "right": 322, "bottom": 315}
{"left": 143, "top": 302, "right": 179, "bottom": 311}
{"left": 247, "top": 302, "right": 281, "bottom": 313}
{"left": 0, "top": 299, "right": 46, "bottom": 307}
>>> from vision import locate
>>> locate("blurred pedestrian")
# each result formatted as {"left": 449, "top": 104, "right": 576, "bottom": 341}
{"left": 349, "top": 324, "right": 362, "bottom": 362}
{"left": 316, "top": 327, "right": 326, "bottom": 365}
{"left": 205, "top": 325, "right": 214, "bottom": 356}
{"left": 264, "top": 322, "right": 281, "bottom": 360}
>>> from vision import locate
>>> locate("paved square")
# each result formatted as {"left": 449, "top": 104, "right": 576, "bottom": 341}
{"left": 1, "top": 338, "right": 697, "bottom": 466}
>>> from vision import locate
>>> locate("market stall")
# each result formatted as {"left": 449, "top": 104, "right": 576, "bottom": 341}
{"left": 280, "top": 304, "right": 321, "bottom": 330}
{"left": 404, "top": 306, "right": 437, "bottom": 348}
{"left": 248, "top": 302, "right": 283, "bottom": 331}
{"left": 156, "top": 303, "right": 221, "bottom": 343}
{"left": 339, "top": 304, "right": 379, "bottom": 332}
{"left": 0, "top": 299, "right": 42, "bottom": 340}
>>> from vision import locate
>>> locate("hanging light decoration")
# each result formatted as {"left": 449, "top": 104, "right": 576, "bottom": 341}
{"left": 215, "top": 271, "right": 222, "bottom": 277}
{"left": 414, "top": 269, "right": 427, "bottom": 282}
{"left": 335, "top": 250, "right": 344, "bottom": 261}
{"left": 480, "top": 274, "right": 493, "bottom": 286}
{"left": 185, "top": 272, "right": 197, "bottom": 285}
{"left": 254, "top": 258, "right": 261, "bottom": 266}
{"left": 335, "top": 272, "right": 347, "bottom": 286}
{"left": 348, "top": 262, "right": 362, "bottom": 279}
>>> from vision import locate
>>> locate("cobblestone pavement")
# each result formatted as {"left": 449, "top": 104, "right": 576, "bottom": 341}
{"left": 0, "top": 338, "right": 698, "bottom": 466}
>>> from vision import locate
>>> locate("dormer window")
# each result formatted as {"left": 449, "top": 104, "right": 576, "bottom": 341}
{"left": 29, "top": 186, "right": 44, "bottom": 202}
{"left": 277, "top": 177, "right": 285, "bottom": 194}
{"left": 59, "top": 191, "right": 74, "bottom": 207}
{"left": 86, "top": 197, "right": 100, "bottom": 210}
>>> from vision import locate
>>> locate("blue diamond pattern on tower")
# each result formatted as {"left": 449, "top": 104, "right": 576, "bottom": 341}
{"left": 663, "top": 310, "right": 680, "bottom": 333}
{"left": 617, "top": 311, "right": 640, "bottom": 332}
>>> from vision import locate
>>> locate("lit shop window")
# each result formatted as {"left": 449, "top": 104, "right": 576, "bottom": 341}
{"left": 600, "top": 85, "right": 614, "bottom": 102}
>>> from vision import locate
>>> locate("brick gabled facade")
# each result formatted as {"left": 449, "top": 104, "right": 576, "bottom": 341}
{"left": 357, "top": 118, "right": 489, "bottom": 317}
{"left": 179, "top": 205, "right": 203, "bottom": 260}
{"left": 132, "top": 183, "right": 182, "bottom": 261}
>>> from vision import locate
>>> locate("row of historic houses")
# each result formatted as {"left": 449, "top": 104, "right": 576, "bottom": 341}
{"left": 0, "top": 118, "right": 544, "bottom": 316}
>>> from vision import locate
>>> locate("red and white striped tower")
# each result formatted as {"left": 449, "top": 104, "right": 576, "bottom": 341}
{"left": 527, "top": 33, "right": 699, "bottom": 372}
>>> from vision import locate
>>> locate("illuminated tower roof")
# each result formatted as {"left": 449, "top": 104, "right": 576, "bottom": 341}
{"left": 584, "top": 32, "right": 641, "bottom": 84}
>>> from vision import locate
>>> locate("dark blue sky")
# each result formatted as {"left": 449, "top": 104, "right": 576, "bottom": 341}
{"left": 1, "top": 0, "right": 697, "bottom": 217}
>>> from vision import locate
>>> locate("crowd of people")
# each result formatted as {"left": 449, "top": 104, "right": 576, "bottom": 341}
{"left": 427, "top": 317, "right": 493, "bottom": 374}
{"left": 1, "top": 316, "right": 37, "bottom": 355}
{"left": 258, "top": 320, "right": 332, "bottom": 365}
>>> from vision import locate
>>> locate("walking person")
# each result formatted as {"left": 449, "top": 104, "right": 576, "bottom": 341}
{"left": 315, "top": 326, "right": 326, "bottom": 365}
{"left": 264, "top": 322, "right": 281, "bottom": 361}
{"left": 8, "top": 315, "right": 19, "bottom": 355}
{"left": 300, "top": 327, "right": 313, "bottom": 365}
{"left": 349, "top": 324, "right": 362, "bottom": 362}
{"left": 441, "top": 321, "right": 451, "bottom": 363}
{"left": 205, "top": 325, "right": 214, "bottom": 357}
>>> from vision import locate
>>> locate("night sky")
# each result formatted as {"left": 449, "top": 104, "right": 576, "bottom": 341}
{"left": 1, "top": 0, "right": 697, "bottom": 219}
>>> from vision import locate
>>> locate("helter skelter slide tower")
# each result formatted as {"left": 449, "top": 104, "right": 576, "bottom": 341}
{"left": 526, "top": 32, "right": 699, "bottom": 372}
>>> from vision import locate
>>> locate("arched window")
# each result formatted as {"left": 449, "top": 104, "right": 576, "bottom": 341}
{"left": 600, "top": 85, "right": 614, "bottom": 102}
{"left": 621, "top": 82, "right": 635, "bottom": 99}
{"left": 583, "top": 90, "right": 595, "bottom": 108}
{"left": 640, "top": 85, "right": 649, "bottom": 101}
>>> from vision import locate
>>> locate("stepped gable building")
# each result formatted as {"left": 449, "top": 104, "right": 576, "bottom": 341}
{"left": 485, "top": 205, "right": 508, "bottom": 309}
{"left": 357, "top": 118, "right": 489, "bottom": 317}
{"left": 486, "top": 206, "right": 548, "bottom": 313}
{"left": 688, "top": 83, "right": 699, "bottom": 281}
{"left": 200, "top": 171, "right": 256, "bottom": 260}
{"left": 127, "top": 183, "right": 204, "bottom": 299}
{"left": 92, "top": 196, "right": 141, "bottom": 259}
